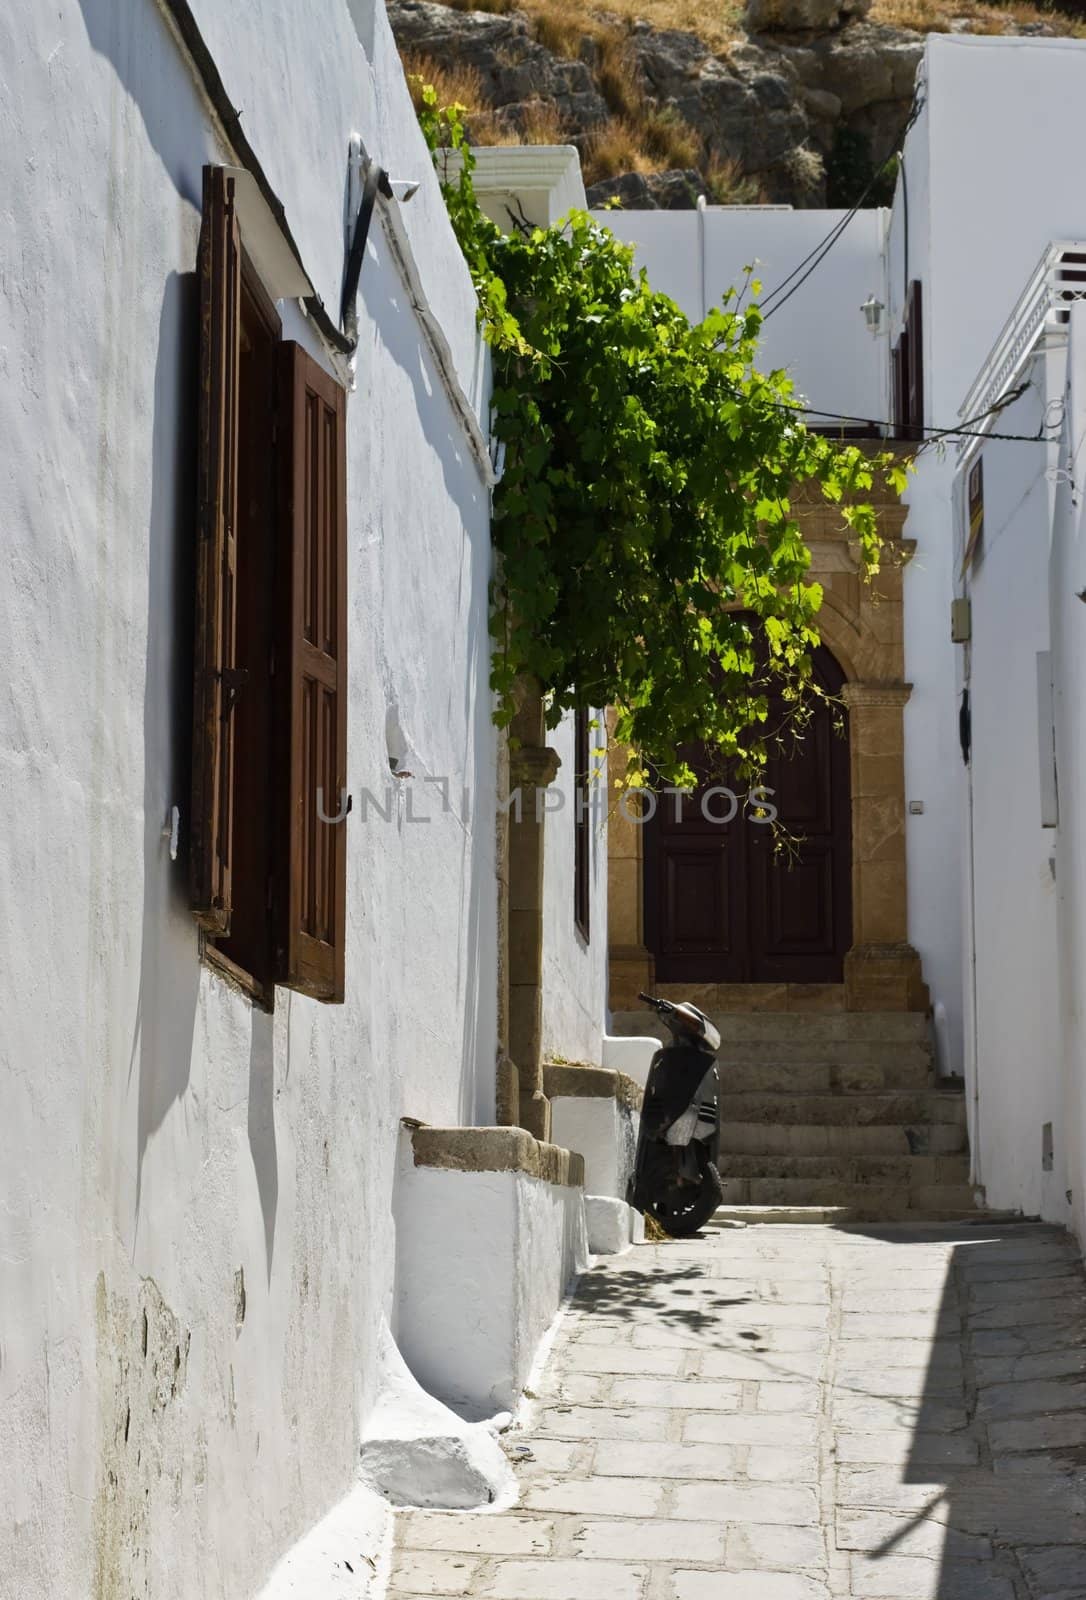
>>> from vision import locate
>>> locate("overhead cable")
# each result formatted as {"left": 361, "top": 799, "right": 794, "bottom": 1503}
{"left": 759, "top": 95, "right": 925, "bottom": 323}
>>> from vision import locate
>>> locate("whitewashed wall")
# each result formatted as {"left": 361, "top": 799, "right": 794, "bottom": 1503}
{"left": 885, "top": 35, "right": 1086, "bottom": 1077}
{"left": 1049, "top": 304, "right": 1086, "bottom": 1247}
{"left": 955, "top": 379, "right": 1069, "bottom": 1221}
{"left": 541, "top": 709, "right": 608, "bottom": 1064}
{"left": 603, "top": 206, "right": 889, "bottom": 423}
{"left": 0, "top": 2, "right": 498, "bottom": 1596}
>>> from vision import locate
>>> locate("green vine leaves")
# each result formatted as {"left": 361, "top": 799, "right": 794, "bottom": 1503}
{"left": 414, "top": 84, "right": 911, "bottom": 787}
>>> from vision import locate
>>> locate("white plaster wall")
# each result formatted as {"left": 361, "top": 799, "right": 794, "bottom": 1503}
{"left": 602, "top": 1033, "right": 658, "bottom": 1089}
{"left": 604, "top": 207, "right": 888, "bottom": 421}
{"left": 917, "top": 36, "right": 1086, "bottom": 429}
{"left": 393, "top": 1153, "right": 587, "bottom": 1419}
{"left": 549, "top": 1096, "right": 638, "bottom": 1199}
{"left": 885, "top": 36, "right": 1086, "bottom": 1076}
{"left": 540, "top": 709, "right": 608, "bottom": 1065}
{"left": 959, "top": 383, "right": 1069, "bottom": 1221}
{"left": 1050, "top": 305, "right": 1086, "bottom": 1248}
{"left": 0, "top": 3, "right": 497, "bottom": 1596}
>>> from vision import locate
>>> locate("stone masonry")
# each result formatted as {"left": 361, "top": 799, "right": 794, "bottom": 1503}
{"left": 611, "top": 1012, "right": 975, "bottom": 1218}
{"left": 389, "top": 1221, "right": 1086, "bottom": 1600}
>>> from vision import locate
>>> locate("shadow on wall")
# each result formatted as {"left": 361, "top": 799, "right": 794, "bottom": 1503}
{"left": 130, "top": 270, "right": 201, "bottom": 1222}
{"left": 75, "top": 0, "right": 207, "bottom": 209}
{"left": 844, "top": 1223, "right": 1086, "bottom": 1598}
{"left": 76, "top": 0, "right": 212, "bottom": 1226}
{"left": 248, "top": 1010, "right": 279, "bottom": 1283}
{"left": 359, "top": 232, "right": 498, "bottom": 1127}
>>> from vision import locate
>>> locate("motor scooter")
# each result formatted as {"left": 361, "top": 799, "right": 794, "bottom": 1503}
{"left": 630, "top": 992, "right": 725, "bottom": 1237}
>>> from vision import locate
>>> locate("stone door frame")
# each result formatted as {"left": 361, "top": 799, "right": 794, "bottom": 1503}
{"left": 608, "top": 474, "right": 927, "bottom": 1014}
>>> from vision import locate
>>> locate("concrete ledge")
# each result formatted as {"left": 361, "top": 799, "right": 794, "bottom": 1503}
{"left": 602, "top": 1032, "right": 658, "bottom": 1089}
{"left": 409, "top": 1124, "right": 585, "bottom": 1189}
{"left": 542, "top": 1061, "right": 643, "bottom": 1112}
{"left": 396, "top": 1126, "right": 589, "bottom": 1416}
{"left": 586, "top": 1196, "right": 645, "bottom": 1256}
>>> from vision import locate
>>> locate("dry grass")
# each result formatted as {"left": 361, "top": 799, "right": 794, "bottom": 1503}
{"left": 530, "top": 0, "right": 746, "bottom": 53}
{"left": 482, "top": 98, "right": 572, "bottom": 142}
{"left": 424, "top": 0, "right": 1086, "bottom": 54}
{"left": 870, "top": 0, "right": 1086, "bottom": 32}
{"left": 703, "top": 156, "right": 767, "bottom": 204}
{"left": 530, "top": 0, "right": 596, "bottom": 54}
{"left": 401, "top": 49, "right": 488, "bottom": 117}
{"left": 581, "top": 118, "right": 660, "bottom": 182}
{"left": 410, "top": 0, "right": 1086, "bottom": 201}
{"left": 641, "top": 106, "right": 701, "bottom": 167}
{"left": 402, "top": 49, "right": 571, "bottom": 143}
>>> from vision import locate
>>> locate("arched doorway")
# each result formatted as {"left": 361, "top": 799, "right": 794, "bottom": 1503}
{"left": 643, "top": 641, "right": 852, "bottom": 985}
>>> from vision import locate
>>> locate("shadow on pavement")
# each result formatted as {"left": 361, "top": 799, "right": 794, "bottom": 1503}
{"left": 840, "top": 1222, "right": 1086, "bottom": 1600}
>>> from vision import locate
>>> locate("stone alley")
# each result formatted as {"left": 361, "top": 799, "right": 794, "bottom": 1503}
{"left": 389, "top": 1222, "right": 1086, "bottom": 1600}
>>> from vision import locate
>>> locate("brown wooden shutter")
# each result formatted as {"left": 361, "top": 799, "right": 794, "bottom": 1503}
{"left": 905, "top": 279, "right": 924, "bottom": 440}
{"left": 275, "top": 342, "right": 348, "bottom": 1002}
{"left": 891, "top": 335, "right": 905, "bottom": 436}
{"left": 574, "top": 707, "right": 591, "bottom": 941}
{"left": 191, "top": 166, "right": 241, "bottom": 932}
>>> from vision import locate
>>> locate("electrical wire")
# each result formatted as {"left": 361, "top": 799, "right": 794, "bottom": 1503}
{"left": 772, "top": 382, "right": 1049, "bottom": 447}
{"left": 759, "top": 95, "right": 925, "bottom": 323}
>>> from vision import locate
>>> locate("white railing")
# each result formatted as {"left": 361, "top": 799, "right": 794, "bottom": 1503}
{"left": 957, "top": 241, "right": 1086, "bottom": 455}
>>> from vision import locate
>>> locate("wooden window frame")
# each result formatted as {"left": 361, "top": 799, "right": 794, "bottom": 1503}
{"left": 574, "top": 707, "right": 591, "bottom": 943}
{"left": 191, "top": 165, "right": 349, "bottom": 1010}
{"left": 203, "top": 257, "right": 282, "bottom": 1010}
{"left": 274, "top": 343, "right": 349, "bottom": 1004}
{"left": 891, "top": 279, "right": 924, "bottom": 442}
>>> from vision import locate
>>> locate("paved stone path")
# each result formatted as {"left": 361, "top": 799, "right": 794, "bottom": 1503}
{"left": 389, "top": 1221, "right": 1086, "bottom": 1600}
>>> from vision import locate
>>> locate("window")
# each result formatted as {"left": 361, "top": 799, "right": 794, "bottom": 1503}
{"left": 891, "top": 279, "right": 924, "bottom": 441}
{"left": 573, "top": 707, "right": 591, "bottom": 942}
{"left": 963, "top": 455, "right": 984, "bottom": 574}
{"left": 190, "top": 167, "right": 348, "bottom": 1006}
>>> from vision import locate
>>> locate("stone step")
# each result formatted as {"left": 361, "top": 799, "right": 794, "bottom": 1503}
{"left": 612, "top": 1010, "right": 930, "bottom": 1046}
{"left": 716, "top": 1091, "right": 967, "bottom": 1127}
{"left": 719, "top": 1057, "right": 933, "bottom": 1093}
{"left": 718, "top": 1153, "right": 971, "bottom": 1186}
{"left": 717, "top": 1176, "right": 979, "bottom": 1212}
{"left": 710, "top": 1205, "right": 1007, "bottom": 1226}
{"left": 718, "top": 1121, "right": 969, "bottom": 1157}
{"left": 718, "top": 1038, "right": 933, "bottom": 1067}
{"left": 712, "top": 1012, "right": 931, "bottom": 1045}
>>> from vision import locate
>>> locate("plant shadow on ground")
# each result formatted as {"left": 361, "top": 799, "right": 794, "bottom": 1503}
{"left": 569, "top": 1261, "right": 754, "bottom": 1334}
{"left": 836, "top": 1222, "right": 1086, "bottom": 1599}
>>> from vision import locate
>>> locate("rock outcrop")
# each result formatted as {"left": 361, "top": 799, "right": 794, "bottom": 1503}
{"left": 388, "top": 0, "right": 1056, "bottom": 207}
{"left": 585, "top": 168, "right": 706, "bottom": 210}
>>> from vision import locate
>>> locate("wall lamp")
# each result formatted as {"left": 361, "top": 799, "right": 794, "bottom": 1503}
{"left": 341, "top": 161, "right": 422, "bottom": 339}
{"left": 861, "top": 294, "right": 886, "bottom": 336}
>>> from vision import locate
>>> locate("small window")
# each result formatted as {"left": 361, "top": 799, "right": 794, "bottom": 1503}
{"left": 892, "top": 280, "right": 924, "bottom": 441}
{"left": 190, "top": 167, "right": 348, "bottom": 1006}
{"left": 963, "top": 456, "right": 984, "bottom": 573}
{"left": 573, "top": 707, "right": 591, "bottom": 942}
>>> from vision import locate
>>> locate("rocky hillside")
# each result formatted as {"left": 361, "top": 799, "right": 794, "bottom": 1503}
{"left": 389, "top": 0, "right": 1083, "bottom": 207}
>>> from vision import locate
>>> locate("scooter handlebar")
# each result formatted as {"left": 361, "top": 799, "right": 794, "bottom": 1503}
{"left": 638, "top": 991, "right": 673, "bottom": 1012}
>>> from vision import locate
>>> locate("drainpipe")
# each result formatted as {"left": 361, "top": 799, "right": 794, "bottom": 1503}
{"left": 959, "top": 568, "right": 983, "bottom": 1187}
{"left": 697, "top": 192, "right": 707, "bottom": 323}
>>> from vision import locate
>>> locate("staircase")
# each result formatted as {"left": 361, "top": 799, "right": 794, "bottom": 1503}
{"left": 616, "top": 1010, "right": 980, "bottom": 1221}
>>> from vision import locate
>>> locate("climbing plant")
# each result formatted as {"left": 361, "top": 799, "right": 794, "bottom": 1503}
{"left": 415, "top": 86, "right": 908, "bottom": 786}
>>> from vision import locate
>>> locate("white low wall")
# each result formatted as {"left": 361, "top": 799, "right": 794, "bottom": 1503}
{"left": 393, "top": 1132, "right": 587, "bottom": 1419}
{"left": 549, "top": 1095, "right": 638, "bottom": 1201}
{"left": 602, "top": 1033, "right": 658, "bottom": 1090}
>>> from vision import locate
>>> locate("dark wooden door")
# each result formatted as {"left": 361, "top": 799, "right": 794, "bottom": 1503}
{"left": 644, "top": 643, "right": 852, "bottom": 984}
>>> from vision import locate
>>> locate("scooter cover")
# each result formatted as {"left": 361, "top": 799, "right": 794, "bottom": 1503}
{"left": 641, "top": 1043, "right": 717, "bottom": 1140}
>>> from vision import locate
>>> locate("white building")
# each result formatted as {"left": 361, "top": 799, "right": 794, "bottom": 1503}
{"left": 606, "top": 33, "right": 1086, "bottom": 1237}
{"left": 0, "top": 5, "right": 636, "bottom": 1596}
{"left": 947, "top": 255, "right": 1086, "bottom": 1236}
